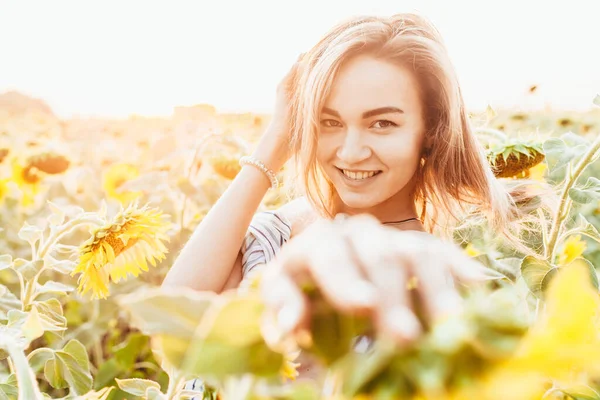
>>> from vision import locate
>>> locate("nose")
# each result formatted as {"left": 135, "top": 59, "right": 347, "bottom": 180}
{"left": 336, "top": 129, "right": 372, "bottom": 164}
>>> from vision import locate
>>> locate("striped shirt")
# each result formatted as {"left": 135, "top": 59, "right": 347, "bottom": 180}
{"left": 240, "top": 210, "right": 292, "bottom": 277}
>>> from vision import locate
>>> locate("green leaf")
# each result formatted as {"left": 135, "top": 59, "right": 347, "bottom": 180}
{"left": 200, "top": 296, "right": 265, "bottom": 346}
{"left": 146, "top": 386, "right": 166, "bottom": 400}
{"left": 18, "top": 222, "right": 43, "bottom": 247}
{"left": 183, "top": 338, "right": 283, "bottom": 378}
{"left": 594, "top": 94, "right": 600, "bottom": 107}
{"left": 47, "top": 258, "right": 77, "bottom": 275}
{"left": 117, "top": 287, "right": 216, "bottom": 337}
{"left": 93, "top": 358, "right": 123, "bottom": 390}
{"left": 0, "top": 285, "right": 22, "bottom": 320}
{"left": 13, "top": 259, "right": 44, "bottom": 281}
{"left": 0, "top": 383, "right": 18, "bottom": 400}
{"left": 543, "top": 138, "right": 587, "bottom": 178}
{"left": 27, "top": 348, "right": 55, "bottom": 373}
{"left": 339, "top": 341, "right": 397, "bottom": 396}
{"left": 33, "top": 298, "right": 68, "bottom": 332}
{"left": 569, "top": 177, "right": 600, "bottom": 204}
{"left": 562, "top": 381, "right": 600, "bottom": 399}
{"left": 36, "top": 280, "right": 75, "bottom": 296}
{"left": 0, "top": 255, "right": 12, "bottom": 271}
{"left": 47, "top": 201, "right": 66, "bottom": 226}
{"left": 570, "top": 214, "right": 600, "bottom": 245}
{"left": 0, "top": 375, "right": 18, "bottom": 400}
{"left": 116, "top": 378, "right": 162, "bottom": 396}
{"left": 45, "top": 342, "right": 93, "bottom": 395}
{"left": 520, "top": 256, "right": 557, "bottom": 298}
{"left": 112, "top": 332, "right": 149, "bottom": 369}
{"left": 182, "top": 295, "right": 284, "bottom": 377}
{"left": 63, "top": 339, "right": 90, "bottom": 372}
{"left": 7, "top": 299, "right": 67, "bottom": 343}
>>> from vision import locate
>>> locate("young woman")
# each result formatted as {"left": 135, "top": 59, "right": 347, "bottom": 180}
{"left": 163, "top": 12, "right": 521, "bottom": 345}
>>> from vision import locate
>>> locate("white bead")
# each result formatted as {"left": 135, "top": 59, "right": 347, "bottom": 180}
{"left": 239, "top": 156, "right": 279, "bottom": 189}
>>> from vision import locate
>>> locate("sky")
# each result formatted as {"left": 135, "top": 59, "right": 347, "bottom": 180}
{"left": 0, "top": 0, "right": 599, "bottom": 118}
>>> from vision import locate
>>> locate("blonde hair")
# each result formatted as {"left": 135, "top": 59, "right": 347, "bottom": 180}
{"left": 284, "top": 13, "right": 544, "bottom": 242}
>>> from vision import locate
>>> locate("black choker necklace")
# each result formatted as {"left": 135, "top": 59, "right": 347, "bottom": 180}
{"left": 382, "top": 217, "right": 420, "bottom": 225}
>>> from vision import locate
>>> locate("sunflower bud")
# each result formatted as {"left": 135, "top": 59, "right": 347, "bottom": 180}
{"left": 210, "top": 154, "right": 242, "bottom": 180}
{"left": 487, "top": 139, "right": 545, "bottom": 178}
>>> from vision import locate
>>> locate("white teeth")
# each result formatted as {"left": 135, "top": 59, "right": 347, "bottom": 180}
{"left": 342, "top": 170, "right": 378, "bottom": 180}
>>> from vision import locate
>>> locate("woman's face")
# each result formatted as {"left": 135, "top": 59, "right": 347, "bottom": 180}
{"left": 317, "top": 55, "right": 426, "bottom": 212}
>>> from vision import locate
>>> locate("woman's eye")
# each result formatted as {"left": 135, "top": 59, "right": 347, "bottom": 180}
{"left": 372, "top": 120, "right": 397, "bottom": 129}
{"left": 321, "top": 119, "right": 342, "bottom": 128}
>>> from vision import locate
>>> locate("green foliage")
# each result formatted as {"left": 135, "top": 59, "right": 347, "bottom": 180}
{"left": 0, "top": 106, "right": 599, "bottom": 400}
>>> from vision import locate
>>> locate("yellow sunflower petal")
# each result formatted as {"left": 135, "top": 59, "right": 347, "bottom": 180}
{"left": 73, "top": 203, "right": 171, "bottom": 299}
{"left": 102, "top": 163, "right": 142, "bottom": 204}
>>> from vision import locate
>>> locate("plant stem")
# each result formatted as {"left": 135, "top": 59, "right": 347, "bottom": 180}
{"left": 21, "top": 215, "right": 105, "bottom": 308}
{"left": 0, "top": 337, "right": 44, "bottom": 400}
{"left": 37, "top": 214, "right": 105, "bottom": 260}
{"left": 165, "top": 370, "right": 185, "bottom": 400}
{"left": 545, "top": 135, "right": 600, "bottom": 262}
{"left": 93, "top": 338, "right": 104, "bottom": 366}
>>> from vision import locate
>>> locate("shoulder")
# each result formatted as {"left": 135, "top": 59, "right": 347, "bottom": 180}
{"left": 275, "top": 196, "right": 319, "bottom": 239}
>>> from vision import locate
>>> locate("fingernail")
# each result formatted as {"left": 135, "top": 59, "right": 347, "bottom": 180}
{"left": 385, "top": 306, "right": 422, "bottom": 341}
{"left": 277, "top": 302, "right": 302, "bottom": 334}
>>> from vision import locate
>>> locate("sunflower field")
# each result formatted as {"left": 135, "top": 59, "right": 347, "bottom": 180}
{"left": 1, "top": 91, "right": 600, "bottom": 400}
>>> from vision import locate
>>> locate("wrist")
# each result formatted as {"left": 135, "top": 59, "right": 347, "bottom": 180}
{"left": 238, "top": 164, "right": 272, "bottom": 191}
{"left": 239, "top": 155, "right": 279, "bottom": 189}
{"left": 251, "top": 141, "right": 288, "bottom": 172}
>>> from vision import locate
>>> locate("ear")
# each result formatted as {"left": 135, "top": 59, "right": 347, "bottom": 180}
{"left": 422, "top": 139, "right": 433, "bottom": 157}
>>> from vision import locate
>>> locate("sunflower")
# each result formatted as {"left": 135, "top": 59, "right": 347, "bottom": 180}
{"left": 486, "top": 138, "right": 545, "bottom": 178}
{"left": 526, "top": 162, "right": 547, "bottom": 182}
{"left": 102, "top": 163, "right": 142, "bottom": 204}
{"left": 26, "top": 151, "right": 70, "bottom": 174}
{"left": 72, "top": 203, "right": 171, "bottom": 299}
{"left": 557, "top": 234, "right": 586, "bottom": 266}
{"left": 10, "top": 158, "right": 42, "bottom": 206}
{"left": 210, "top": 154, "right": 242, "bottom": 180}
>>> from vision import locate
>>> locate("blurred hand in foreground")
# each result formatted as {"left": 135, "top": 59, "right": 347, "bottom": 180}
{"left": 260, "top": 214, "right": 491, "bottom": 346}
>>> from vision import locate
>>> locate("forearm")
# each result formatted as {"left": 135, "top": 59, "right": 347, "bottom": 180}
{"left": 162, "top": 165, "right": 271, "bottom": 292}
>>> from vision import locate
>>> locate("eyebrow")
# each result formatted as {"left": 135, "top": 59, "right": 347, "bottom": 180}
{"left": 321, "top": 106, "right": 404, "bottom": 119}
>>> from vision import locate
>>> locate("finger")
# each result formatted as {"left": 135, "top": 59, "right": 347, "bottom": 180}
{"left": 410, "top": 246, "right": 464, "bottom": 324}
{"left": 343, "top": 219, "right": 422, "bottom": 343}
{"left": 276, "top": 220, "right": 377, "bottom": 314}
{"left": 260, "top": 263, "right": 309, "bottom": 336}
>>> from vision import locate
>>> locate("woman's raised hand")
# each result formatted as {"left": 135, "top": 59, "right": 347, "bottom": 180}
{"left": 260, "top": 214, "right": 490, "bottom": 345}
{"left": 252, "top": 53, "right": 305, "bottom": 172}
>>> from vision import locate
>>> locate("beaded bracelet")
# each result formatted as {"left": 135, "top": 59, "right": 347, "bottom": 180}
{"left": 239, "top": 155, "right": 280, "bottom": 189}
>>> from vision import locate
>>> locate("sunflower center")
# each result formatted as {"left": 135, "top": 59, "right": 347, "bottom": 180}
{"left": 114, "top": 178, "right": 126, "bottom": 189}
{"left": 22, "top": 165, "right": 42, "bottom": 184}
{"left": 103, "top": 229, "right": 139, "bottom": 258}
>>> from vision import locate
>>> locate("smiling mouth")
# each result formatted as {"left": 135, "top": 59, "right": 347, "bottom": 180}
{"left": 337, "top": 168, "right": 382, "bottom": 181}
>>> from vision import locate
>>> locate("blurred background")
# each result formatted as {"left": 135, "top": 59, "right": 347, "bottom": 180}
{"left": 1, "top": 0, "right": 599, "bottom": 118}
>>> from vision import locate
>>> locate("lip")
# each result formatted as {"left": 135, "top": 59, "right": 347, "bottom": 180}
{"left": 336, "top": 168, "right": 382, "bottom": 187}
